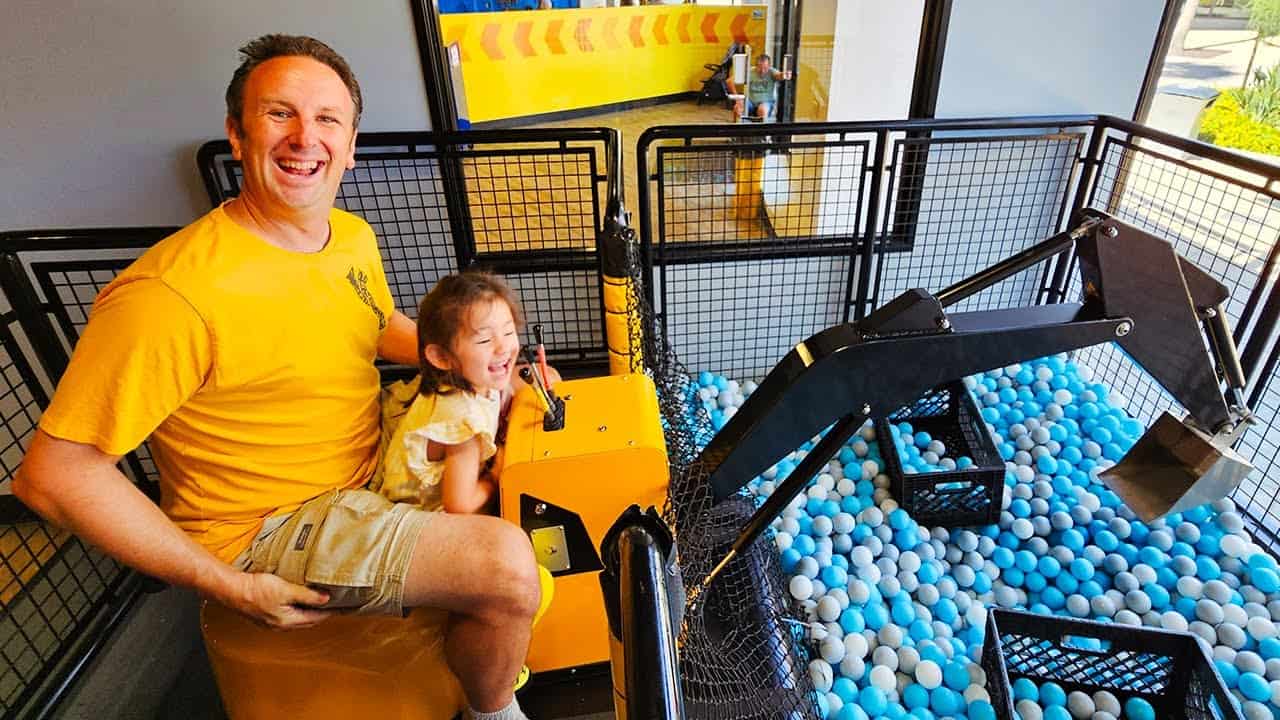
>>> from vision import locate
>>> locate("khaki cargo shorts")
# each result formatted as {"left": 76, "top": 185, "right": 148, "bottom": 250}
{"left": 234, "top": 488, "right": 432, "bottom": 616}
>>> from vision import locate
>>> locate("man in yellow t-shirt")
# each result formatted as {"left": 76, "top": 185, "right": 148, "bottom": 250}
{"left": 13, "top": 35, "right": 538, "bottom": 720}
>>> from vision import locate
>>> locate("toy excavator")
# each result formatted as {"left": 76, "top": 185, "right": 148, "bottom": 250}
{"left": 596, "top": 208, "right": 1256, "bottom": 718}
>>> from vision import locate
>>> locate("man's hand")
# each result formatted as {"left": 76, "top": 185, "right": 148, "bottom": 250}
{"left": 217, "top": 571, "right": 336, "bottom": 630}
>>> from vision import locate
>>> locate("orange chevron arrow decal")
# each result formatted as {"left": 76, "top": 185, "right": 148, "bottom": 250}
{"left": 653, "top": 14, "right": 668, "bottom": 45}
{"left": 575, "top": 18, "right": 593, "bottom": 52}
{"left": 444, "top": 26, "right": 469, "bottom": 61}
{"left": 603, "top": 16, "right": 620, "bottom": 50}
{"left": 514, "top": 21, "right": 535, "bottom": 57}
{"left": 546, "top": 19, "right": 565, "bottom": 55}
{"left": 701, "top": 13, "right": 719, "bottom": 44}
{"left": 677, "top": 13, "right": 692, "bottom": 43}
{"left": 629, "top": 16, "right": 645, "bottom": 48}
{"left": 481, "top": 23, "right": 504, "bottom": 60}
{"left": 730, "top": 14, "right": 749, "bottom": 43}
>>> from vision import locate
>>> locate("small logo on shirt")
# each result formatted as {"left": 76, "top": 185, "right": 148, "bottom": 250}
{"left": 346, "top": 267, "right": 387, "bottom": 330}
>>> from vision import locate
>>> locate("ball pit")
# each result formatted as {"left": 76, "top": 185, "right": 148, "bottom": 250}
{"left": 687, "top": 355, "right": 1279, "bottom": 719}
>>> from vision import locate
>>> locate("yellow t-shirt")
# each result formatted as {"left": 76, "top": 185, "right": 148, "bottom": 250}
{"left": 38, "top": 205, "right": 395, "bottom": 563}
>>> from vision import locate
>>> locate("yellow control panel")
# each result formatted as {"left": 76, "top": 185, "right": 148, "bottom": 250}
{"left": 501, "top": 373, "right": 668, "bottom": 672}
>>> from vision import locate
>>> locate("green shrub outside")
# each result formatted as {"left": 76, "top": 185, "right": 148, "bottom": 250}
{"left": 1199, "top": 87, "right": 1280, "bottom": 155}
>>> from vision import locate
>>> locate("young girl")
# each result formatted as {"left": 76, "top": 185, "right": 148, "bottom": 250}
{"left": 378, "top": 271, "right": 534, "bottom": 513}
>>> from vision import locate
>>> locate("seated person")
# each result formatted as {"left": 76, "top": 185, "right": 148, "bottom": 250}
{"left": 15, "top": 33, "right": 541, "bottom": 720}
{"left": 728, "top": 53, "right": 790, "bottom": 122}
{"left": 378, "top": 271, "right": 558, "bottom": 514}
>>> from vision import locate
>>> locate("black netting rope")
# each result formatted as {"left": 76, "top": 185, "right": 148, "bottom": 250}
{"left": 624, "top": 238, "right": 819, "bottom": 720}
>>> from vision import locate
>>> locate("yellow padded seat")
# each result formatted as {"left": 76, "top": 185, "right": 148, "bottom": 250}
{"left": 201, "top": 602, "right": 466, "bottom": 720}
{"left": 201, "top": 565, "right": 554, "bottom": 719}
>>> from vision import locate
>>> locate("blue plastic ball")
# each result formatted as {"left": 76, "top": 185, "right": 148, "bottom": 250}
{"left": 942, "top": 662, "right": 969, "bottom": 692}
{"left": 930, "top": 687, "right": 961, "bottom": 716}
{"left": 1239, "top": 672, "right": 1270, "bottom": 702}
{"left": 859, "top": 686, "right": 888, "bottom": 717}
{"left": 903, "top": 684, "right": 929, "bottom": 709}
{"left": 968, "top": 700, "right": 996, "bottom": 720}
{"left": 1012, "top": 677, "right": 1038, "bottom": 702}
{"left": 1124, "top": 697, "right": 1155, "bottom": 720}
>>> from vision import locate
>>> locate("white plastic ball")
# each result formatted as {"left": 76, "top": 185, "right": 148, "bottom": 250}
{"left": 820, "top": 635, "right": 845, "bottom": 664}
{"left": 844, "top": 631, "right": 869, "bottom": 660}
{"left": 1237, "top": 651, "right": 1266, "bottom": 677}
{"left": 915, "top": 659, "right": 942, "bottom": 689}
{"left": 1189, "top": 621, "right": 1218, "bottom": 646}
{"left": 1066, "top": 690, "right": 1094, "bottom": 719}
{"left": 1219, "top": 623, "right": 1248, "bottom": 650}
{"left": 1205, "top": 580, "right": 1233, "bottom": 605}
{"left": 808, "top": 659, "right": 833, "bottom": 693}
{"left": 869, "top": 664, "right": 896, "bottom": 694}
{"left": 1092, "top": 690, "right": 1121, "bottom": 716}
{"left": 1222, "top": 534, "right": 1248, "bottom": 558}
{"left": 817, "top": 595, "right": 841, "bottom": 623}
{"left": 789, "top": 575, "right": 814, "bottom": 601}
{"left": 1224, "top": 604, "right": 1250, "bottom": 628}
{"left": 839, "top": 655, "right": 865, "bottom": 681}
{"left": 1248, "top": 616, "right": 1278, "bottom": 642}
{"left": 1242, "top": 701, "right": 1272, "bottom": 720}
{"left": 1177, "top": 576, "right": 1204, "bottom": 600}
{"left": 1161, "top": 611, "right": 1189, "bottom": 632}
{"left": 897, "top": 646, "right": 920, "bottom": 675}
{"left": 1015, "top": 699, "right": 1043, "bottom": 720}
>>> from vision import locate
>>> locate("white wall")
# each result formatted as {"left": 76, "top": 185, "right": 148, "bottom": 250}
{"left": 937, "top": 0, "right": 1163, "bottom": 118}
{"left": 1, "top": 0, "right": 432, "bottom": 230}
{"left": 827, "top": 1, "right": 925, "bottom": 122}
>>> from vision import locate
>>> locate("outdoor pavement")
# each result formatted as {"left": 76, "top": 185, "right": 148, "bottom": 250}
{"left": 1148, "top": 26, "right": 1280, "bottom": 140}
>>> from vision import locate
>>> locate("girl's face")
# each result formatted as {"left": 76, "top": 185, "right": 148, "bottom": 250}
{"left": 429, "top": 297, "right": 520, "bottom": 393}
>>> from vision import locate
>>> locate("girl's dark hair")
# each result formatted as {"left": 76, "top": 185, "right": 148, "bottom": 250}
{"left": 417, "top": 271, "right": 524, "bottom": 396}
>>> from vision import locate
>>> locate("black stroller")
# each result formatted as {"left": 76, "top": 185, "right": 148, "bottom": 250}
{"left": 697, "top": 42, "right": 750, "bottom": 107}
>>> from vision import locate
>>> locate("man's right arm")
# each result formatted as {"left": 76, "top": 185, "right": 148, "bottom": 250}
{"left": 13, "top": 430, "right": 333, "bottom": 628}
{"left": 20, "top": 277, "right": 333, "bottom": 628}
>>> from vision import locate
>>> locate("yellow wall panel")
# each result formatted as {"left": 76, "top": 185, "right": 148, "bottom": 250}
{"left": 441, "top": 6, "right": 767, "bottom": 122}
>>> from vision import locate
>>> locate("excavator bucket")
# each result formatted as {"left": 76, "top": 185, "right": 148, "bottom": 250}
{"left": 1100, "top": 412, "right": 1253, "bottom": 522}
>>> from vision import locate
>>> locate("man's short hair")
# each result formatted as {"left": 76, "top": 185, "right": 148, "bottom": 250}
{"left": 756, "top": 53, "right": 771, "bottom": 64}
{"left": 225, "top": 34, "right": 363, "bottom": 134}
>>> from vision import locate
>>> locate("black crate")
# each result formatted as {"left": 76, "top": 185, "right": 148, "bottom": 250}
{"left": 981, "top": 609, "right": 1243, "bottom": 720}
{"left": 873, "top": 381, "right": 1004, "bottom": 527}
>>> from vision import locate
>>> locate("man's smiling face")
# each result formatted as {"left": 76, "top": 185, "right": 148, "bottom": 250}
{"left": 226, "top": 55, "right": 358, "bottom": 219}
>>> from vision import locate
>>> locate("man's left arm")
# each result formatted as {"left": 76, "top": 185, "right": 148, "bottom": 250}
{"left": 378, "top": 310, "right": 419, "bottom": 365}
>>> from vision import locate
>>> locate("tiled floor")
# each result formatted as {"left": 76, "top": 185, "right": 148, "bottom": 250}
{"left": 514, "top": 98, "right": 739, "bottom": 230}
{"left": 0, "top": 521, "right": 68, "bottom": 604}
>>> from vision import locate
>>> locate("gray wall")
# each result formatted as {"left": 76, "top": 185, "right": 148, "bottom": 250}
{"left": 1, "top": 1, "right": 432, "bottom": 230}
{"left": 937, "top": 0, "right": 1163, "bottom": 119}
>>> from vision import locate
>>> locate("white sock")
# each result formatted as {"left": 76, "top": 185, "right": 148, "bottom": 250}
{"left": 469, "top": 697, "right": 528, "bottom": 720}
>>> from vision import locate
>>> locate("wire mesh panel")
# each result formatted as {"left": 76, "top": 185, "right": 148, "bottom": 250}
{"left": 622, "top": 238, "right": 818, "bottom": 720}
{"left": 1068, "top": 120, "right": 1280, "bottom": 547}
{"left": 0, "top": 307, "right": 135, "bottom": 719}
{"left": 0, "top": 231, "right": 174, "bottom": 488}
{"left": 873, "top": 131, "right": 1084, "bottom": 314}
{"left": 198, "top": 129, "right": 615, "bottom": 369}
{"left": 640, "top": 126, "right": 873, "bottom": 382}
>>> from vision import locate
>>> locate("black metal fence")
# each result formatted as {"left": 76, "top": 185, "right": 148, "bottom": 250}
{"left": 637, "top": 114, "right": 1280, "bottom": 558}
{"left": 0, "top": 227, "right": 175, "bottom": 720}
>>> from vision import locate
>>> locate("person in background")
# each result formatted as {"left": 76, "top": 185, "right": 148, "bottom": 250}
{"left": 728, "top": 52, "right": 791, "bottom": 122}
